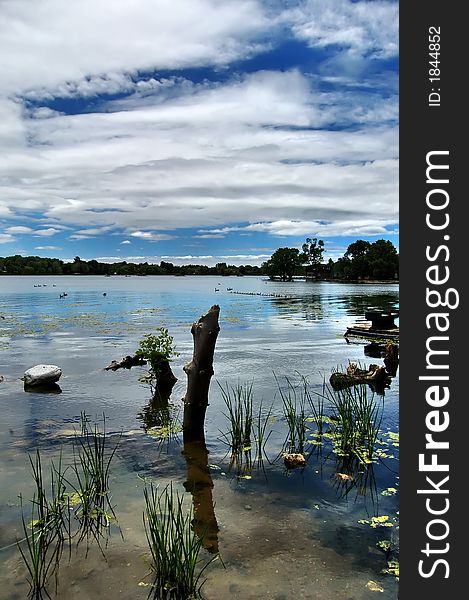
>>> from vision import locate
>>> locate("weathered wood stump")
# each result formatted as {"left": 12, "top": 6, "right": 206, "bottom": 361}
{"left": 104, "top": 355, "right": 147, "bottom": 370}
{"left": 330, "top": 363, "right": 390, "bottom": 392}
{"left": 182, "top": 305, "right": 220, "bottom": 441}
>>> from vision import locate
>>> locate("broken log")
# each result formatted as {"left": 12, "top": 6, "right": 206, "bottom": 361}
{"left": 104, "top": 354, "right": 147, "bottom": 370}
{"left": 182, "top": 305, "right": 220, "bottom": 441}
{"left": 330, "top": 362, "right": 390, "bottom": 392}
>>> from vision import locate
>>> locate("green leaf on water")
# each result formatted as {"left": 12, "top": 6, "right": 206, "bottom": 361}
{"left": 381, "top": 487, "right": 398, "bottom": 496}
{"left": 382, "top": 560, "right": 400, "bottom": 579}
{"left": 366, "top": 580, "right": 384, "bottom": 593}
{"left": 358, "top": 515, "right": 394, "bottom": 528}
{"left": 147, "top": 424, "right": 182, "bottom": 439}
{"left": 377, "top": 540, "right": 393, "bottom": 553}
{"left": 63, "top": 491, "right": 82, "bottom": 506}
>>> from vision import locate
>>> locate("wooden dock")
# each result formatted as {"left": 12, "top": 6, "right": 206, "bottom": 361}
{"left": 345, "top": 309, "right": 399, "bottom": 341}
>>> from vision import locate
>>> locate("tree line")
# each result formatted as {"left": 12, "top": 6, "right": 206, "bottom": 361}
{"left": 0, "top": 255, "right": 262, "bottom": 277}
{"left": 262, "top": 238, "right": 398, "bottom": 281}
{"left": 0, "top": 238, "right": 398, "bottom": 281}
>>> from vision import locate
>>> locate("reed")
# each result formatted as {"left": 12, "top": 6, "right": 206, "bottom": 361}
{"left": 143, "top": 482, "right": 218, "bottom": 599}
{"left": 276, "top": 375, "right": 308, "bottom": 454}
{"left": 254, "top": 400, "right": 273, "bottom": 465}
{"left": 319, "top": 383, "right": 383, "bottom": 463}
{"left": 303, "top": 376, "right": 326, "bottom": 435}
{"left": 17, "top": 451, "right": 71, "bottom": 599}
{"left": 70, "top": 413, "right": 120, "bottom": 550}
{"left": 219, "top": 382, "right": 253, "bottom": 453}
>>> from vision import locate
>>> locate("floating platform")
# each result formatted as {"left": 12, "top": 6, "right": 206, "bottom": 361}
{"left": 345, "top": 308, "right": 399, "bottom": 342}
{"left": 345, "top": 324, "right": 399, "bottom": 341}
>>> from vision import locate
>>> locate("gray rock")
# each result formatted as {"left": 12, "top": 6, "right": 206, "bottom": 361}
{"left": 23, "top": 365, "right": 62, "bottom": 386}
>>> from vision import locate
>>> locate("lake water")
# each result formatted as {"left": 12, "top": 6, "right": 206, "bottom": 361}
{"left": 0, "top": 275, "right": 399, "bottom": 599}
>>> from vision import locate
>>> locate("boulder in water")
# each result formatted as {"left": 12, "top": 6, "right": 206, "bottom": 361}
{"left": 23, "top": 364, "right": 62, "bottom": 387}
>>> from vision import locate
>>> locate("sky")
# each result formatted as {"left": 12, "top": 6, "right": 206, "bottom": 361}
{"left": 0, "top": 0, "right": 398, "bottom": 267}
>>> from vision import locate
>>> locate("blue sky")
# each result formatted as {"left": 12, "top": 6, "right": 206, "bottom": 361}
{"left": 0, "top": 0, "right": 398, "bottom": 266}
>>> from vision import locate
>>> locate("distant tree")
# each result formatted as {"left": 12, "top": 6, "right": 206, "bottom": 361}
{"left": 344, "top": 240, "right": 371, "bottom": 260}
{"left": 339, "top": 239, "right": 398, "bottom": 280}
{"left": 301, "top": 238, "right": 324, "bottom": 266}
{"left": 263, "top": 247, "right": 302, "bottom": 281}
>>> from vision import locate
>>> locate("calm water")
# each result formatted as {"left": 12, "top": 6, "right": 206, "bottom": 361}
{"left": 0, "top": 276, "right": 399, "bottom": 599}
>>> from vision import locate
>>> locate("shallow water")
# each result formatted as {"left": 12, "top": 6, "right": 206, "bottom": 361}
{"left": 0, "top": 276, "right": 399, "bottom": 599}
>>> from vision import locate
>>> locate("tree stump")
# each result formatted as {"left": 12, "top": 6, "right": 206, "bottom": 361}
{"left": 182, "top": 305, "right": 220, "bottom": 441}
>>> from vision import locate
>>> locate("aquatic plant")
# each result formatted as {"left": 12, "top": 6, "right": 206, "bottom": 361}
{"left": 69, "top": 413, "right": 120, "bottom": 551}
{"left": 253, "top": 400, "right": 273, "bottom": 466}
{"left": 303, "top": 376, "right": 326, "bottom": 435}
{"left": 219, "top": 381, "right": 253, "bottom": 454}
{"left": 17, "top": 451, "right": 71, "bottom": 599}
{"left": 319, "top": 383, "right": 384, "bottom": 464}
{"left": 276, "top": 375, "right": 308, "bottom": 455}
{"left": 143, "top": 482, "right": 218, "bottom": 599}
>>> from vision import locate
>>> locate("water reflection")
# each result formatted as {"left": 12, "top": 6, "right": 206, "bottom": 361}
{"left": 182, "top": 437, "right": 219, "bottom": 554}
{"left": 23, "top": 382, "right": 62, "bottom": 394}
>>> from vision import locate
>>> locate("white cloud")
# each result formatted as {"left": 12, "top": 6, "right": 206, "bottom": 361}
{"left": 91, "top": 253, "right": 271, "bottom": 266}
{"left": 35, "top": 245, "right": 61, "bottom": 250}
{"left": 0, "top": 234, "right": 15, "bottom": 243}
{"left": 1, "top": 0, "right": 268, "bottom": 96}
{"left": 0, "top": 70, "right": 397, "bottom": 234}
{"left": 5, "top": 226, "right": 33, "bottom": 234}
{"left": 200, "top": 218, "right": 397, "bottom": 238}
{"left": 34, "top": 228, "right": 60, "bottom": 237}
{"left": 120, "top": 240, "right": 131, "bottom": 244}
{"left": 129, "top": 231, "right": 175, "bottom": 241}
{"left": 287, "top": 0, "right": 398, "bottom": 59}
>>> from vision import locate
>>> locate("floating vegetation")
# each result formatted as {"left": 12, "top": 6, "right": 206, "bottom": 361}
{"left": 358, "top": 515, "right": 394, "bottom": 528}
{"left": 147, "top": 423, "right": 183, "bottom": 440}
{"left": 366, "top": 580, "right": 384, "bottom": 593}
{"left": 143, "top": 482, "right": 219, "bottom": 599}
{"left": 381, "top": 487, "right": 398, "bottom": 496}
{"left": 382, "top": 559, "right": 400, "bottom": 579}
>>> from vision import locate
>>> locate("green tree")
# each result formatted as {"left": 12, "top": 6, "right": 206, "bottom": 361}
{"left": 263, "top": 247, "right": 302, "bottom": 281}
{"left": 301, "top": 238, "right": 324, "bottom": 266}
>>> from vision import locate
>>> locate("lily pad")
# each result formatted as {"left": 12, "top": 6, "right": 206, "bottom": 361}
{"left": 381, "top": 487, "right": 398, "bottom": 497}
{"left": 358, "top": 515, "right": 394, "bottom": 528}
{"left": 366, "top": 580, "right": 384, "bottom": 592}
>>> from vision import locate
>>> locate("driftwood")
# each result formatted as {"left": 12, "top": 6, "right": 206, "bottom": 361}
{"left": 104, "top": 354, "right": 147, "bottom": 370}
{"left": 182, "top": 305, "right": 220, "bottom": 441}
{"left": 330, "top": 363, "right": 390, "bottom": 392}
